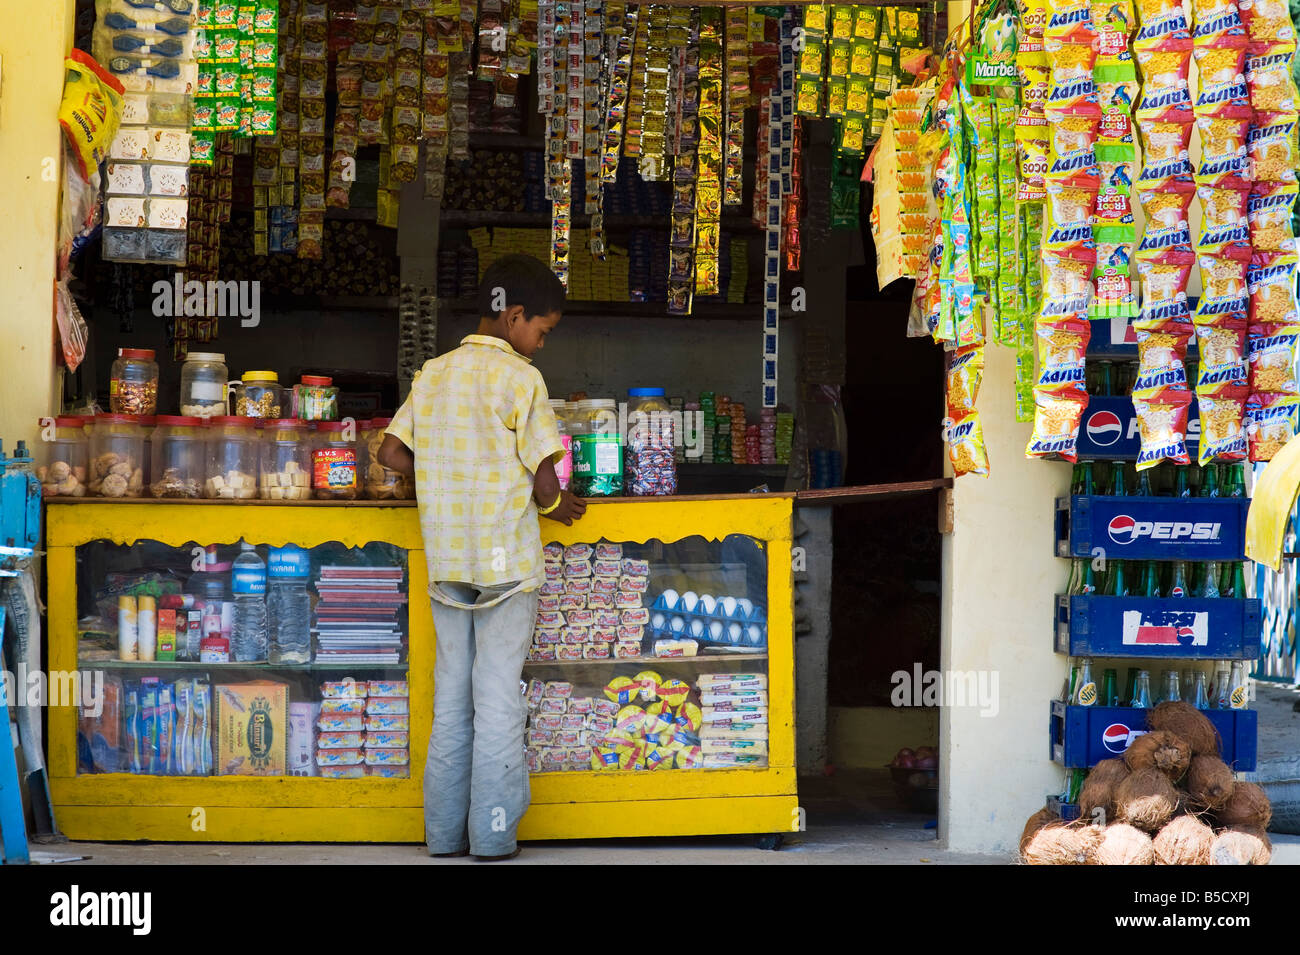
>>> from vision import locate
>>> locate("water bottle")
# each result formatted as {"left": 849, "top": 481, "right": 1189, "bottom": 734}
{"left": 231, "top": 541, "right": 268, "bottom": 662}
{"left": 268, "top": 545, "right": 312, "bottom": 664}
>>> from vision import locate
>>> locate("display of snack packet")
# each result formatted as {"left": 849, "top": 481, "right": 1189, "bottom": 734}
{"left": 973, "top": 97, "right": 1000, "bottom": 281}
{"left": 1135, "top": 257, "right": 1194, "bottom": 321}
{"left": 1247, "top": 112, "right": 1299, "bottom": 182}
{"left": 996, "top": 99, "right": 1023, "bottom": 333}
{"left": 1195, "top": 253, "right": 1251, "bottom": 322}
{"left": 1097, "top": 81, "right": 1138, "bottom": 154}
{"left": 1042, "top": 245, "right": 1098, "bottom": 315}
{"left": 1026, "top": 385, "right": 1090, "bottom": 460}
{"left": 1197, "top": 392, "right": 1249, "bottom": 463}
{"left": 1134, "top": 0, "right": 1193, "bottom": 50}
{"left": 1245, "top": 47, "right": 1299, "bottom": 115}
{"left": 1193, "top": 42, "right": 1251, "bottom": 117}
{"left": 1133, "top": 315, "right": 1195, "bottom": 393}
{"left": 1247, "top": 322, "right": 1300, "bottom": 393}
{"left": 1046, "top": 179, "right": 1098, "bottom": 230}
{"left": 1036, "top": 315, "right": 1092, "bottom": 390}
{"left": 1017, "top": 133, "right": 1050, "bottom": 200}
{"left": 946, "top": 342, "right": 985, "bottom": 416}
{"left": 1194, "top": 312, "right": 1250, "bottom": 392}
{"left": 1191, "top": 0, "right": 1248, "bottom": 46}
{"left": 1136, "top": 185, "right": 1196, "bottom": 261}
{"left": 1238, "top": 0, "right": 1296, "bottom": 48}
{"left": 1246, "top": 391, "right": 1299, "bottom": 461}
{"left": 1093, "top": 239, "right": 1139, "bottom": 317}
{"left": 1247, "top": 251, "right": 1300, "bottom": 326}
{"left": 947, "top": 411, "right": 990, "bottom": 476}
{"left": 1247, "top": 180, "right": 1300, "bottom": 251}
{"left": 1135, "top": 47, "right": 1194, "bottom": 124}
{"left": 1016, "top": 321, "right": 1037, "bottom": 422}
{"left": 1133, "top": 387, "right": 1193, "bottom": 469}
{"left": 1043, "top": 40, "right": 1101, "bottom": 122}
{"left": 1045, "top": 0, "right": 1099, "bottom": 43}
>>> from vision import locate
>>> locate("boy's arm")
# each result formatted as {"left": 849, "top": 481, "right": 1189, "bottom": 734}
{"left": 534, "top": 456, "right": 586, "bottom": 526}
{"left": 377, "top": 434, "right": 415, "bottom": 477}
{"left": 380, "top": 376, "right": 420, "bottom": 477}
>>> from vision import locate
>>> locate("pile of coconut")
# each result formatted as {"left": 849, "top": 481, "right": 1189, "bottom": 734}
{"left": 1020, "top": 701, "right": 1271, "bottom": 865}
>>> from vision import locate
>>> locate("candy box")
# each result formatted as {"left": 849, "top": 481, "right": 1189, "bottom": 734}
{"left": 365, "top": 696, "right": 409, "bottom": 716}
{"left": 216, "top": 680, "right": 289, "bottom": 776}
{"left": 363, "top": 747, "right": 409, "bottom": 766}
{"left": 367, "top": 680, "right": 408, "bottom": 698}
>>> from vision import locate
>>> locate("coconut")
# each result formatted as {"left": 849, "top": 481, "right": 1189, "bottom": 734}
{"left": 1022, "top": 821, "right": 1102, "bottom": 865}
{"left": 1115, "top": 768, "right": 1179, "bottom": 832}
{"left": 1186, "top": 755, "right": 1235, "bottom": 811}
{"left": 1152, "top": 814, "right": 1214, "bottom": 865}
{"left": 1094, "top": 823, "right": 1155, "bottom": 865}
{"left": 1078, "top": 758, "right": 1130, "bottom": 824}
{"left": 1215, "top": 781, "right": 1272, "bottom": 830}
{"left": 1147, "top": 701, "right": 1221, "bottom": 757}
{"left": 1019, "top": 808, "right": 1056, "bottom": 856}
{"left": 1211, "top": 826, "right": 1272, "bottom": 866}
{"left": 1123, "top": 730, "right": 1192, "bottom": 780}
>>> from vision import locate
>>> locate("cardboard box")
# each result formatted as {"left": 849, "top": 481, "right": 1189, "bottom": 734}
{"left": 288, "top": 702, "right": 319, "bottom": 776}
{"left": 215, "top": 680, "right": 289, "bottom": 776}
{"left": 156, "top": 609, "right": 177, "bottom": 661}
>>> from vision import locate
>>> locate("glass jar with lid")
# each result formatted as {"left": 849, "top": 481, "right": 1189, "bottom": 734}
{"left": 232, "top": 371, "right": 283, "bottom": 419}
{"left": 570, "top": 398, "right": 622, "bottom": 497}
{"left": 179, "top": 351, "right": 229, "bottom": 419}
{"left": 148, "top": 416, "right": 205, "bottom": 498}
{"left": 204, "top": 416, "right": 259, "bottom": 499}
{"left": 625, "top": 387, "right": 677, "bottom": 496}
{"left": 311, "top": 421, "right": 360, "bottom": 499}
{"left": 259, "top": 419, "right": 312, "bottom": 500}
{"left": 109, "top": 348, "right": 159, "bottom": 415}
{"left": 39, "top": 416, "right": 89, "bottom": 497}
{"left": 292, "top": 375, "right": 339, "bottom": 421}
{"left": 88, "top": 414, "right": 146, "bottom": 498}
{"left": 360, "top": 418, "right": 411, "bottom": 499}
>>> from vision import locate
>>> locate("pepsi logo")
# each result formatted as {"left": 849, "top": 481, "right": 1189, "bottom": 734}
{"left": 1108, "top": 514, "right": 1137, "bottom": 545}
{"left": 1102, "top": 723, "right": 1146, "bottom": 754}
{"left": 1086, "top": 410, "right": 1123, "bottom": 447}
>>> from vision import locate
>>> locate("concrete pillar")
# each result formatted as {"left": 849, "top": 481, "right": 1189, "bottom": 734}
{"left": 794, "top": 505, "right": 833, "bottom": 772}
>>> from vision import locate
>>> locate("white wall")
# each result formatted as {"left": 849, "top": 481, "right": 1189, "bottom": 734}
{"left": 940, "top": 340, "right": 1070, "bottom": 854}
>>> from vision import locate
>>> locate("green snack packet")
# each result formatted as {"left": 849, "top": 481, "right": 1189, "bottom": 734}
{"left": 826, "top": 77, "right": 847, "bottom": 117}
{"left": 894, "top": 7, "right": 922, "bottom": 45}
{"left": 973, "top": 98, "right": 998, "bottom": 282}
{"left": 1015, "top": 320, "right": 1036, "bottom": 423}
{"left": 798, "top": 38, "right": 824, "bottom": 78}
{"left": 829, "top": 38, "right": 851, "bottom": 77}
{"left": 830, "top": 5, "right": 854, "bottom": 40}
{"left": 996, "top": 99, "right": 1020, "bottom": 341}
{"left": 802, "top": 4, "right": 829, "bottom": 33}
{"left": 850, "top": 39, "right": 874, "bottom": 76}
{"left": 846, "top": 75, "right": 871, "bottom": 114}
{"left": 797, "top": 77, "right": 823, "bottom": 117}
{"left": 852, "top": 5, "right": 878, "bottom": 39}
{"left": 839, "top": 113, "right": 867, "bottom": 154}
{"left": 191, "top": 130, "right": 217, "bottom": 166}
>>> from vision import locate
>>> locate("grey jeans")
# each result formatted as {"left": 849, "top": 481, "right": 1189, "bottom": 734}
{"left": 424, "top": 581, "right": 537, "bottom": 856}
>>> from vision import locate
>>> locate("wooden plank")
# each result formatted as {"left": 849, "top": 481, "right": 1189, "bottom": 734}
{"left": 794, "top": 478, "right": 953, "bottom": 506}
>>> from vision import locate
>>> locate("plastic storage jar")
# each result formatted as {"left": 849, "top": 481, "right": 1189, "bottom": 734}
{"left": 109, "top": 348, "right": 159, "bottom": 415}
{"left": 88, "top": 414, "right": 146, "bottom": 498}
{"left": 311, "top": 421, "right": 360, "bottom": 499}
{"left": 149, "top": 416, "right": 205, "bottom": 498}
{"left": 625, "top": 387, "right": 677, "bottom": 496}
{"left": 233, "top": 371, "right": 283, "bottom": 419}
{"left": 570, "top": 398, "right": 623, "bottom": 496}
{"left": 39, "top": 417, "right": 89, "bottom": 497}
{"left": 360, "top": 418, "right": 410, "bottom": 499}
{"left": 204, "top": 416, "right": 259, "bottom": 499}
{"left": 259, "top": 419, "right": 313, "bottom": 500}
{"left": 292, "top": 375, "right": 339, "bottom": 421}
{"left": 179, "top": 351, "right": 229, "bottom": 419}
{"left": 548, "top": 399, "right": 573, "bottom": 490}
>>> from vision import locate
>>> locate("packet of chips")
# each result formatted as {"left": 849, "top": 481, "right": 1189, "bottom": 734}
{"left": 1247, "top": 250, "right": 1300, "bottom": 325}
{"left": 1193, "top": 43, "right": 1252, "bottom": 117}
{"left": 1046, "top": 180, "right": 1098, "bottom": 229}
{"left": 1134, "top": 316, "right": 1195, "bottom": 393}
{"left": 1247, "top": 180, "right": 1300, "bottom": 251}
{"left": 1046, "top": 0, "right": 1099, "bottom": 43}
{"left": 1246, "top": 391, "right": 1300, "bottom": 461}
{"left": 946, "top": 343, "right": 985, "bottom": 417}
{"left": 1134, "top": 0, "right": 1193, "bottom": 50}
{"left": 1197, "top": 206, "right": 1253, "bottom": 257}
{"left": 1036, "top": 315, "right": 1092, "bottom": 389}
{"left": 1016, "top": 321, "right": 1038, "bottom": 422}
{"left": 1136, "top": 185, "right": 1196, "bottom": 261}
{"left": 1095, "top": 160, "right": 1135, "bottom": 224}
{"left": 948, "top": 411, "right": 991, "bottom": 476}
{"left": 1193, "top": 312, "right": 1249, "bottom": 391}
{"left": 1245, "top": 47, "right": 1300, "bottom": 114}
{"left": 1018, "top": 62, "right": 1051, "bottom": 128}
{"left": 1247, "top": 112, "right": 1299, "bottom": 182}
{"left": 1195, "top": 253, "right": 1251, "bottom": 321}
{"left": 1135, "top": 47, "right": 1195, "bottom": 123}
{"left": 1097, "top": 82, "right": 1139, "bottom": 154}
{"left": 1192, "top": 0, "right": 1248, "bottom": 48}
{"left": 1094, "top": 239, "right": 1139, "bottom": 316}
{"left": 973, "top": 97, "right": 1000, "bottom": 281}
{"left": 1136, "top": 256, "right": 1194, "bottom": 311}
{"left": 1195, "top": 116, "right": 1253, "bottom": 187}
{"left": 1042, "top": 246, "right": 1098, "bottom": 315}
{"left": 1197, "top": 392, "right": 1250, "bottom": 463}
{"left": 1043, "top": 40, "right": 1102, "bottom": 121}
{"left": 1133, "top": 388, "right": 1194, "bottom": 469}
{"left": 1026, "top": 386, "right": 1090, "bottom": 460}
{"left": 1247, "top": 322, "right": 1300, "bottom": 393}
{"left": 1095, "top": 0, "right": 1138, "bottom": 75}
{"left": 1238, "top": 0, "right": 1296, "bottom": 48}
{"left": 1017, "top": 134, "right": 1050, "bottom": 200}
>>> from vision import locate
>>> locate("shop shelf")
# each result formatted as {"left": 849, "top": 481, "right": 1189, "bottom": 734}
{"left": 1055, "top": 494, "right": 1249, "bottom": 562}
{"left": 1054, "top": 594, "right": 1261, "bottom": 660}
{"left": 524, "top": 652, "right": 769, "bottom": 668}
{"left": 1076, "top": 395, "right": 1204, "bottom": 461}
{"left": 1049, "top": 700, "right": 1257, "bottom": 770}
{"left": 80, "top": 659, "right": 408, "bottom": 671}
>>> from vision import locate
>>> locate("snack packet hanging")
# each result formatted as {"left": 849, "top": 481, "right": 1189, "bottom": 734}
{"left": 1026, "top": 386, "right": 1090, "bottom": 460}
{"left": 1195, "top": 253, "right": 1251, "bottom": 321}
{"left": 1247, "top": 322, "right": 1300, "bottom": 393}
{"left": 1136, "top": 185, "right": 1197, "bottom": 262}
{"left": 1197, "top": 392, "right": 1250, "bottom": 463}
{"left": 1196, "top": 199, "right": 1254, "bottom": 258}
{"left": 1134, "top": 0, "right": 1193, "bottom": 50}
{"left": 1247, "top": 180, "right": 1300, "bottom": 251}
{"left": 1134, "top": 316, "right": 1195, "bottom": 392}
{"left": 947, "top": 411, "right": 991, "bottom": 476}
{"left": 1193, "top": 43, "right": 1251, "bottom": 117}
{"left": 59, "top": 50, "right": 126, "bottom": 179}
{"left": 1193, "top": 312, "right": 1249, "bottom": 391}
{"left": 1017, "top": 133, "right": 1051, "bottom": 200}
{"left": 946, "top": 343, "right": 985, "bottom": 416}
{"left": 1016, "top": 321, "right": 1037, "bottom": 422}
{"left": 1097, "top": 81, "right": 1139, "bottom": 154}
{"left": 1194, "top": 116, "right": 1253, "bottom": 188}
{"left": 1018, "top": 62, "right": 1051, "bottom": 128}
{"left": 1135, "top": 47, "right": 1195, "bottom": 123}
{"left": 1238, "top": 0, "right": 1296, "bottom": 48}
{"left": 1247, "top": 112, "right": 1299, "bottom": 182}
{"left": 1036, "top": 315, "right": 1092, "bottom": 390}
{"left": 1246, "top": 391, "right": 1300, "bottom": 461}
{"left": 1046, "top": 179, "right": 1099, "bottom": 229}
{"left": 1046, "top": 0, "right": 1099, "bottom": 43}
{"left": 1192, "top": 0, "right": 1248, "bottom": 48}
{"left": 1093, "top": 239, "right": 1139, "bottom": 316}
{"left": 1247, "top": 250, "right": 1300, "bottom": 325}
{"left": 1245, "top": 47, "right": 1300, "bottom": 114}
{"left": 1133, "top": 388, "right": 1194, "bottom": 469}
{"left": 1042, "top": 245, "right": 1099, "bottom": 315}
{"left": 1043, "top": 40, "right": 1102, "bottom": 121}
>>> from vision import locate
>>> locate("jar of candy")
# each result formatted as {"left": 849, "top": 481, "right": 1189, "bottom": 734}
{"left": 204, "top": 416, "right": 259, "bottom": 499}
{"left": 311, "top": 421, "right": 359, "bottom": 499}
{"left": 179, "top": 351, "right": 229, "bottom": 419}
{"left": 292, "top": 375, "right": 339, "bottom": 421}
{"left": 88, "top": 414, "right": 146, "bottom": 498}
{"left": 361, "top": 418, "right": 410, "bottom": 499}
{"left": 149, "top": 416, "right": 204, "bottom": 498}
{"left": 570, "top": 398, "right": 622, "bottom": 496}
{"left": 109, "top": 348, "right": 159, "bottom": 415}
{"left": 232, "top": 371, "right": 283, "bottom": 419}
{"left": 548, "top": 399, "right": 573, "bottom": 490}
{"left": 625, "top": 388, "right": 677, "bottom": 496}
{"left": 258, "top": 419, "right": 312, "bottom": 500}
{"left": 38, "top": 416, "right": 88, "bottom": 497}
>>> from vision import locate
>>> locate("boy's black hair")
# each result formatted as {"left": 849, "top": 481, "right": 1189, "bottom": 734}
{"left": 478, "top": 253, "right": 567, "bottom": 320}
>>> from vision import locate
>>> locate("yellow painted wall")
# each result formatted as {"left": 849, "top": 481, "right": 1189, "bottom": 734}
{"left": 0, "top": 0, "right": 74, "bottom": 449}
{"left": 828, "top": 706, "right": 939, "bottom": 768}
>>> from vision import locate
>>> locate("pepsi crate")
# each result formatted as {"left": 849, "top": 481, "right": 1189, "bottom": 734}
{"left": 1055, "top": 594, "right": 1261, "bottom": 660}
{"left": 1055, "top": 495, "right": 1249, "bottom": 561}
{"left": 1046, "top": 795, "right": 1081, "bottom": 822}
{"left": 1049, "top": 700, "right": 1257, "bottom": 770}
{"left": 1077, "top": 395, "right": 1202, "bottom": 460}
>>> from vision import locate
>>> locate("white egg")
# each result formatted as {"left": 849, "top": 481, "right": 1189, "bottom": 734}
{"left": 669, "top": 616, "right": 686, "bottom": 633}
{"left": 728, "top": 622, "right": 743, "bottom": 643}
{"left": 661, "top": 588, "right": 679, "bottom": 609}
{"left": 721, "top": 596, "right": 738, "bottom": 616}
{"left": 682, "top": 591, "right": 699, "bottom": 612}
{"left": 651, "top": 612, "right": 665, "bottom": 630}
{"left": 737, "top": 598, "right": 754, "bottom": 617}
{"left": 746, "top": 624, "right": 763, "bottom": 645}
{"left": 709, "top": 621, "right": 724, "bottom": 640}
{"left": 688, "top": 618, "right": 705, "bottom": 638}
{"left": 700, "top": 594, "right": 717, "bottom": 614}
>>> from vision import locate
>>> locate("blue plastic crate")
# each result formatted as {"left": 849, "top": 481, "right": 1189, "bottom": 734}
{"left": 648, "top": 592, "right": 767, "bottom": 649}
{"left": 1055, "top": 495, "right": 1249, "bottom": 561}
{"left": 1049, "top": 701, "right": 1257, "bottom": 770}
{"left": 1077, "top": 395, "right": 1203, "bottom": 460}
{"left": 1055, "top": 594, "right": 1261, "bottom": 660}
{"left": 1046, "top": 795, "right": 1081, "bottom": 822}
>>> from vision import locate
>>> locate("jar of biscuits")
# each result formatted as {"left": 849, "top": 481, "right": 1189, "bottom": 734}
{"left": 360, "top": 417, "right": 411, "bottom": 499}
{"left": 311, "top": 421, "right": 359, "bottom": 500}
{"left": 232, "top": 371, "right": 283, "bottom": 419}
{"left": 109, "top": 348, "right": 158, "bottom": 415}
{"left": 179, "top": 351, "right": 229, "bottom": 419}
{"left": 259, "top": 419, "right": 312, "bottom": 500}
{"left": 88, "top": 414, "right": 146, "bottom": 498}
{"left": 149, "top": 416, "right": 204, "bottom": 498}
{"left": 204, "top": 416, "right": 259, "bottom": 499}
{"left": 39, "top": 416, "right": 89, "bottom": 497}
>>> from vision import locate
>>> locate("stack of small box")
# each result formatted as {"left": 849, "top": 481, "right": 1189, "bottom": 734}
{"left": 528, "top": 542, "right": 651, "bottom": 661}
{"left": 697, "top": 673, "right": 768, "bottom": 769}
{"left": 759, "top": 409, "right": 777, "bottom": 464}
{"left": 728, "top": 401, "right": 748, "bottom": 464}
{"left": 775, "top": 412, "right": 794, "bottom": 464}
{"left": 713, "top": 396, "right": 733, "bottom": 463}
{"left": 523, "top": 679, "right": 621, "bottom": 773}
{"left": 313, "top": 679, "right": 410, "bottom": 778}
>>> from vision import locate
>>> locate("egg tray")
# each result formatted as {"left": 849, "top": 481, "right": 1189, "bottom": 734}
{"left": 647, "top": 593, "right": 768, "bottom": 648}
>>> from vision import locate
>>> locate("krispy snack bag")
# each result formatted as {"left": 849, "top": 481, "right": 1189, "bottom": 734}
{"left": 1246, "top": 391, "right": 1300, "bottom": 460}
{"left": 945, "top": 343, "right": 990, "bottom": 477}
{"left": 1133, "top": 388, "right": 1194, "bottom": 468}
{"left": 1026, "top": 385, "right": 1090, "bottom": 460}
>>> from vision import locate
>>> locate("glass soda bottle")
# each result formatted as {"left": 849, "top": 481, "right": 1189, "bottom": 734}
{"left": 1174, "top": 465, "right": 1190, "bottom": 498}
{"left": 1163, "top": 670, "right": 1181, "bottom": 703}
{"left": 1075, "top": 658, "right": 1098, "bottom": 706}
{"left": 1192, "top": 671, "right": 1211, "bottom": 710}
{"left": 1109, "top": 460, "right": 1129, "bottom": 496}
{"left": 1200, "top": 462, "right": 1221, "bottom": 497}
{"left": 1141, "top": 560, "right": 1162, "bottom": 598}
{"left": 1227, "top": 662, "right": 1248, "bottom": 709}
{"left": 1212, "top": 662, "right": 1231, "bottom": 708}
{"left": 1168, "top": 561, "right": 1190, "bottom": 597}
{"left": 1131, "top": 671, "right": 1153, "bottom": 708}
{"left": 231, "top": 541, "right": 268, "bottom": 662}
{"left": 1104, "top": 559, "right": 1128, "bottom": 596}
{"left": 1072, "top": 460, "right": 1095, "bottom": 495}
{"left": 1200, "top": 561, "right": 1221, "bottom": 598}
{"left": 1226, "top": 463, "right": 1246, "bottom": 498}
{"left": 1135, "top": 467, "right": 1154, "bottom": 496}
{"left": 1103, "top": 668, "right": 1120, "bottom": 706}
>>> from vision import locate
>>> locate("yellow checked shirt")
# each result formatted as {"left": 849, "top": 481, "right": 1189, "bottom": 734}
{"left": 386, "top": 334, "right": 565, "bottom": 607}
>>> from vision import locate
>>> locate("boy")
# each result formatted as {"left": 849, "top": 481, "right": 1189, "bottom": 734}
{"left": 378, "top": 253, "right": 585, "bottom": 861}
